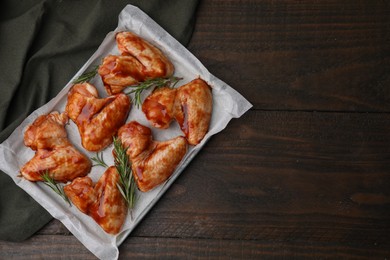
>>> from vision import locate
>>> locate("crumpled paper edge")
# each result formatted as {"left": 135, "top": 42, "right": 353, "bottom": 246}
{"left": 0, "top": 4, "right": 252, "bottom": 260}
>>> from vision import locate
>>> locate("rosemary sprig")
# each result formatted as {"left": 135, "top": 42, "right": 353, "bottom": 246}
{"left": 41, "top": 171, "right": 71, "bottom": 206}
{"left": 91, "top": 152, "right": 108, "bottom": 168}
{"left": 125, "top": 76, "right": 182, "bottom": 108}
{"left": 72, "top": 65, "right": 99, "bottom": 84}
{"left": 113, "top": 136, "right": 137, "bottom": 220}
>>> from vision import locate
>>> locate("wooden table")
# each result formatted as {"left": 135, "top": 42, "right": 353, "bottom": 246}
{"left": 1, "top": 0, "right": 390, "bottom": 258}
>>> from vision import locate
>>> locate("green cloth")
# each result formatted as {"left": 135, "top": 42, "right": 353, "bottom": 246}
{"left": 0, "top": 0, "right": 199, "bottom": 242}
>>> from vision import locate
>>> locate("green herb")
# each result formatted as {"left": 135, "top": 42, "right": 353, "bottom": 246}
{"left": 72, "top": 65, "right": 99, "bottom": 84}
{"left": 113, "top": 136, "right": 137, "bottom": 220}
{"left": 41, "top": 171, "right": 71, "bottom": 206}
{"left": 125, "top": 76, "right": 182, "bottom": 108}
{"left": 91, "top": 152, "right": 108, "bottom": 168}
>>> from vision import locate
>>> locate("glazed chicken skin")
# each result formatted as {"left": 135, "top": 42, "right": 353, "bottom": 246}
{"left": 64, "top": 166, "right": 127, "bottom": 234}
{"left": 98, "top": 31, "right": 174, "bottom": 95}
{"left": 142, "top": 78, "right": 213, "bottom": 145}
{"left": 98, "top": 55, "right": 144, "bottom": 95}
{"left": 66, "top": 82, "right": 131, "bottom": 151}
{"left": 20, "top": 112, "right": 91, "bottom": 182}
{"left": 118, "top": 121, "right": 187, "bottom": 192}
{"left": 116, "top": 31, "right": 174, "bottom": 78}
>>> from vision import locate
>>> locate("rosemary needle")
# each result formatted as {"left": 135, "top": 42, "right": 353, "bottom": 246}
{"left": 72, "top": 65, "right": 99, "bottom": 84}
{"left": 91, "top": 152, "right": 109, "bottom": 168}
{"left": 125, "top": 76, "right": 182, "bottom": 108}
{"left": 113, "top": 136, "right": 137, "bottom": 220}
{"left": 41, "top": 171, "right": 71, "bottom": 206}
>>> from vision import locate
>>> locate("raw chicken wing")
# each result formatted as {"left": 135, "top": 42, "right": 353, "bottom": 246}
{"left": 98, "top": 31, "right": 174, "bottom": 95}
{"left": 116, "top": 31, "right": 174, "bottom": 78}
{"left": 98, "top": 55, "right": 144, "bottom": 95}
{"left": 118, "top": 121, "right": 187, "bottom": 192}
{"left": 20, "top": 111, "right": 91, "bottom": 182}
{"left": 64, "top": 166, "right": 127, "bottom": 234}
{"left": 142, "top": 78, "right": 213, "bottom": 145}
{"left": 66, "top": 83, "right": 131, "bottom": 151}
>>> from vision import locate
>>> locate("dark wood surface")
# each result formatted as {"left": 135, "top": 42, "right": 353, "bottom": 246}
{"left": 2, "top": 0, "right": 390, "bottom": 259}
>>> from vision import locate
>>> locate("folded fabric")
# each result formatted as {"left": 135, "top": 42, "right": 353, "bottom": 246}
{"left": 0, "top": 0, "right": 199, "bottom": 242}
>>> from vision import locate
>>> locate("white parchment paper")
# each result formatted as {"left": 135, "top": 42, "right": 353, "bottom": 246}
{"left": 0, "top": 5, "right": 252, "bottom": 260}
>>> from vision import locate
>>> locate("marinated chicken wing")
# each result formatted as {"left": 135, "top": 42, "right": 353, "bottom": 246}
{"left": 66, "top": 82, "right": 131, "bottom": 151}
{"left": 20, "top": 111, "right": 91, "bottom": 182}
{"left": 98, "top": 55, "right": 144, "bottom": 95}
{"left": 64, "top": 166, "right": 127, "bottom": 234}
{"left": 98, "top": 31, "right": 174, "bottom": 95}
{"left": 118, "top": 121, "right": 187, "bottom": 192}
{"left": 142, "top": 78, "right": 213, "bottom": 145}
{"left": 141, "top": 86, "right": 177, "bottom": 129}
{"left": 116, "top": 31, "right": 174, "bottom": 78}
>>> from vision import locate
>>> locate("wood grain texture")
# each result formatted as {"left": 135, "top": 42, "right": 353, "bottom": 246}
{"left": 188, "top": 0, "right": 390, "bottom": 111}
{"left": 1, "top": 234, "right": 389, "bottom": 259}
{"left": 2, "top": 0, "right": 390, "bottom": 259}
